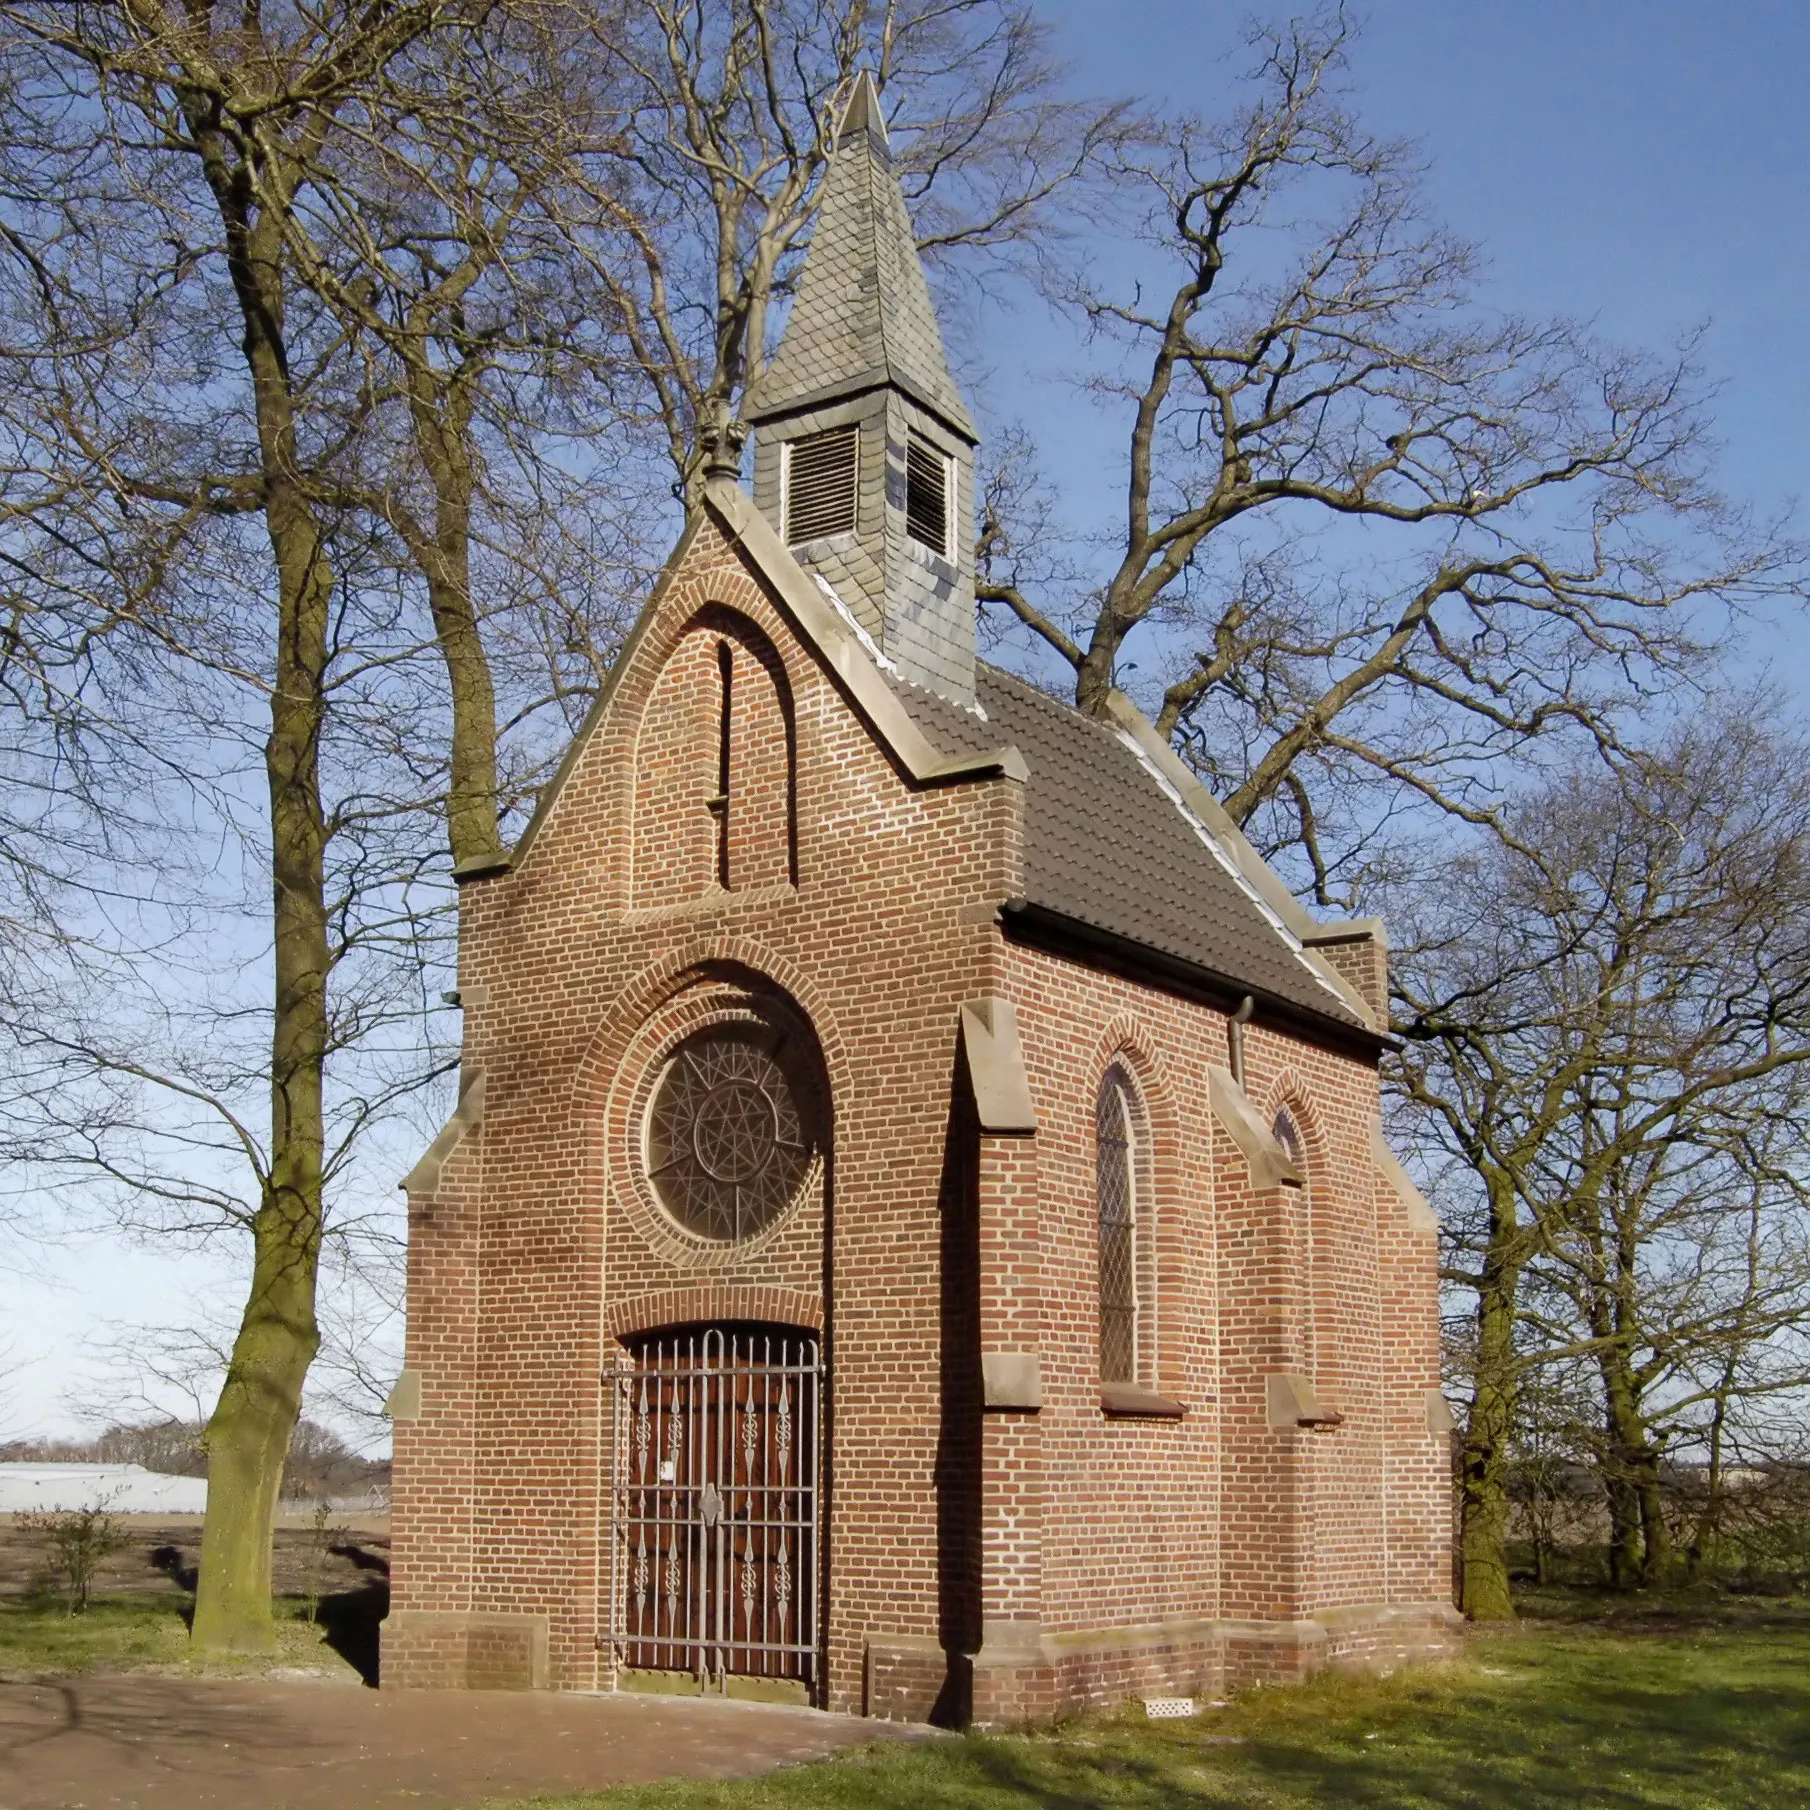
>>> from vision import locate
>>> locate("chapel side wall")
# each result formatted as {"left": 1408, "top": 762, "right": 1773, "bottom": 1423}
{"left": 396, "top": 514, "right": 1022, "bottom": 1708}
{"left": 1001, "top": 944, "right": 1223, "bottom": 1641}
{"left": 1000, "top": 942, "right": 1441, "bottom": 1654}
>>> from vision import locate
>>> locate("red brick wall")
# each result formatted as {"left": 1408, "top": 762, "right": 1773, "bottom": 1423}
{"left": 385, "top": 510, "right": 1453, "bottom": 1715}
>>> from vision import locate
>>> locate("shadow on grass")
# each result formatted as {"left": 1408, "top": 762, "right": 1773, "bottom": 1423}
{"left": 311, "top": 1578, "right": 388, "bottom": 1687}
{"left": 148, "top": 1545, "right": 199, "bottom": 1607}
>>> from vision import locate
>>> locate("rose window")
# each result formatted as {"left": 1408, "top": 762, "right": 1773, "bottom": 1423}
{"left": 644, "top": 1030, "right": 815, "bottom": 1241}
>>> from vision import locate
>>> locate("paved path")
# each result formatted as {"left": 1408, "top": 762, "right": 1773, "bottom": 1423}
{"left": 0, "top": 1674, "right": 932, "bottom": 1809}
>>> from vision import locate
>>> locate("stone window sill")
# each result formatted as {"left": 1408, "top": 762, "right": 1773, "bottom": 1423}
{"left": 1100, "top": 1382, "right": 1188, "bottom": 1419}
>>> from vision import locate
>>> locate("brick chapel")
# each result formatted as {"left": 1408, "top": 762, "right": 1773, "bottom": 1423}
{"left": 383, "top": 75, "right": 1459, "bottom": 1724}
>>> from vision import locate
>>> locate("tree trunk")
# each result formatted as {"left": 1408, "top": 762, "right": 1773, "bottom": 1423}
{"left": 1636, "top": 1453, "right": 1672, "bottom": 1584}
{"left": 1459, "top": 1238, "right": 1521, "bottom": 1619}
{"left": 1604, "top": 1468, "right": 1641, "bottom": 1589}
{"left": 192, "top": 195, "right": 334, "bottom": 1654}
{"left": 408, "top": 372, "right": 502, "bottom": 869}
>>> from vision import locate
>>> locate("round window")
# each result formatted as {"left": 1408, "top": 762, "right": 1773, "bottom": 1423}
{"left": 644, "top": 1029, "right": 816, "bottom": 1241}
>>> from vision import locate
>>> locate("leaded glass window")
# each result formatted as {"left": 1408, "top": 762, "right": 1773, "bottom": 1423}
{"left": 645, "top": 1030, "right": 815, "bottom": 1241}
{"left": 1272, "top": 1106, "right": 1305, "bottom": 1170}
{"left": 1096, "top": 1065, "right": 1138, "bottom": 1383}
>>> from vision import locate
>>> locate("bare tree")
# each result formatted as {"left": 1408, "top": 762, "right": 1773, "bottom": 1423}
{"left": 976, "top": 12, "right": 1798, "bottom": 900}
{"left": 0, "top": 0, "right": 490, "bottom": 1653}
{"left": 1392, "top": 711, "right": 1810, "bottom": 1617}
{"left": 562, "top": 0, "right": 1131, "bottom": 497}
{"left": 0, "top": 0, "right": 1112, "bottom": 1657}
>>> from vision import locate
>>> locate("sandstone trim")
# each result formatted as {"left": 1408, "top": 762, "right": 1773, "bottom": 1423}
{"left": 1206, "top": 1064, "right": 1302, "bottom": 1190}
{"left": 981, "top": 1351, "right": 1042, "bottom": 1411}
{"left": 959, "top": 998, "right": 1039, "bottom": 1133}
{"left": 400, "top": 1066, "right": 484, "bottom": 1197}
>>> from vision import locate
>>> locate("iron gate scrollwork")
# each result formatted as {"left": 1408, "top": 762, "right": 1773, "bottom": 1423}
{"left": 608, "top": 1326, "right": 822, "bottom": 1692}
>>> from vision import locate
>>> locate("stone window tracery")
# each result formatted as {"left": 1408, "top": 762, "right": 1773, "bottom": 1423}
{"left": 644, "top": 1028, "right": 817, "bottom": 1242}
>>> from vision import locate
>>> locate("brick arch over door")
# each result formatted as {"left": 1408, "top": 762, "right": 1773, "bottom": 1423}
{"left": 629, "top": 605, "right": 796, "bottom": 911}
{"left": 606, "top": 1285, "right": 825, "bottom": 1340}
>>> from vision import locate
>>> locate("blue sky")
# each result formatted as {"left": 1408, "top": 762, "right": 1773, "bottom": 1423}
{"left": 1038, "top": 1, "right": 1808, "bottom": 531}
{"left": 3, "top": 3, "right": 1804, "bottom": 1444}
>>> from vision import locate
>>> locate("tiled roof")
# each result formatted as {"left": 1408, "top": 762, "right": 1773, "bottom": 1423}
{"left": 893, "top": 665, "right": 1368, "bottom": 1032}
{"left": 744, "top": 78, "right": 975, "bottom": 440}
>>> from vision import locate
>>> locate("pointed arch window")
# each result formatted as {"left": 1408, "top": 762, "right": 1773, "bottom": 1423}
{"left": 1272, "top": 1106, "right": 1305, "bottom": 1173}
{"left": 1095, "top": 1064, "right": 1142, "bottom": 1384}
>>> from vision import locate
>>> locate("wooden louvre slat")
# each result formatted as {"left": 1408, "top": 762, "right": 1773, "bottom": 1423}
{"left": 784, "top": 426, "right": 857, "bottom": 543}
{"left": 905, "top": 433, "right": 948, "bottom": 555}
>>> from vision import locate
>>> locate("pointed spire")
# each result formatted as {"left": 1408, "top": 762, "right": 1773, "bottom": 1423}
{"left": 744, "top": 75, "right": 975, "bottom": 440}
{"left": 836, "top": 68, "right": 887, "bottom": 151}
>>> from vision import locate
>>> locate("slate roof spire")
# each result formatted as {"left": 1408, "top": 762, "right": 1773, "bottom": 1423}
{"left": 744, "top": 74, "right": 982, "bottom": 705}
{"left": 745, "top": 73, "right": 975, "bottom": 440}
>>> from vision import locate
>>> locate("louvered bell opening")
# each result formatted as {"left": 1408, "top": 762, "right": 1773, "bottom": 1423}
{"left": 784, "top": 425, "right": 858, "bottom": 544}
{"left": 905, "top": 433, "right": 949, "bottom": 556}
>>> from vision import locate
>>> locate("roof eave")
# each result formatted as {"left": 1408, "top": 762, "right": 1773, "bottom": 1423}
{"left": 999, "top": 896, "right": 1395, "bottom": 1062}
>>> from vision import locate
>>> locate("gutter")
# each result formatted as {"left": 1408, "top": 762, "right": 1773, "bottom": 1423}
{"left": 998, "top": 896, "right": 1395, "bottom": 1063}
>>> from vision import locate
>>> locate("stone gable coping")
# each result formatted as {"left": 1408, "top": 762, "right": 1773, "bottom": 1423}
{"left": 469, "top": 484, "right": 1026, "bottom": 889}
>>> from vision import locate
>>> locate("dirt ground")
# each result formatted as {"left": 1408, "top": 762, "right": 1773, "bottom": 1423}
{"left": 0, "top": 1673, "right": 933, "bottom": 1808}
{"left": 0, "top": 1517, "right": 932, "bottom": 1806}
{"left": 0, "top": 1513, "right": 392, "bottom": 1605}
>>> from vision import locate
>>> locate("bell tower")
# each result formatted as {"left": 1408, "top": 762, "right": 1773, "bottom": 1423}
{"left": 743, "top": 74, "right": 979, "bottom": 704}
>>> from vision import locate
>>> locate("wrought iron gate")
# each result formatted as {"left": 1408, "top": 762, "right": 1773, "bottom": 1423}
{"left": 607, "top": 1326, "right": 822, "bottom": 1691}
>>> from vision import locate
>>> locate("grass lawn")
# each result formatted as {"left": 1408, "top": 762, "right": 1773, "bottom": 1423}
{"left": 0, "top": 1590, "right": 365, "bottom": 1681}
{"left": 493, "top": 1597, "right": 1810, "bottom": 1810}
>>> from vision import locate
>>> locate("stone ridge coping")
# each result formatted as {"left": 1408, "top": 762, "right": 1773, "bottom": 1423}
{"left": 1100, "top": 692, "right": 1382, "bottom": 1033}
{"left": 480, "top": 485, "right": 1026, "bottom": 888}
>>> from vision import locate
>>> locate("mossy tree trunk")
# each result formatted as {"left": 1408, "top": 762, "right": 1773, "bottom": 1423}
{"left": 401, "top": 316, "right": 502, "bottom": 870}
{"left": 1459, "top": 1216, "right": 1522, "bottom": 1621}
{"left": 186, "top": 117, "right": 334, "bottom": 1656}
